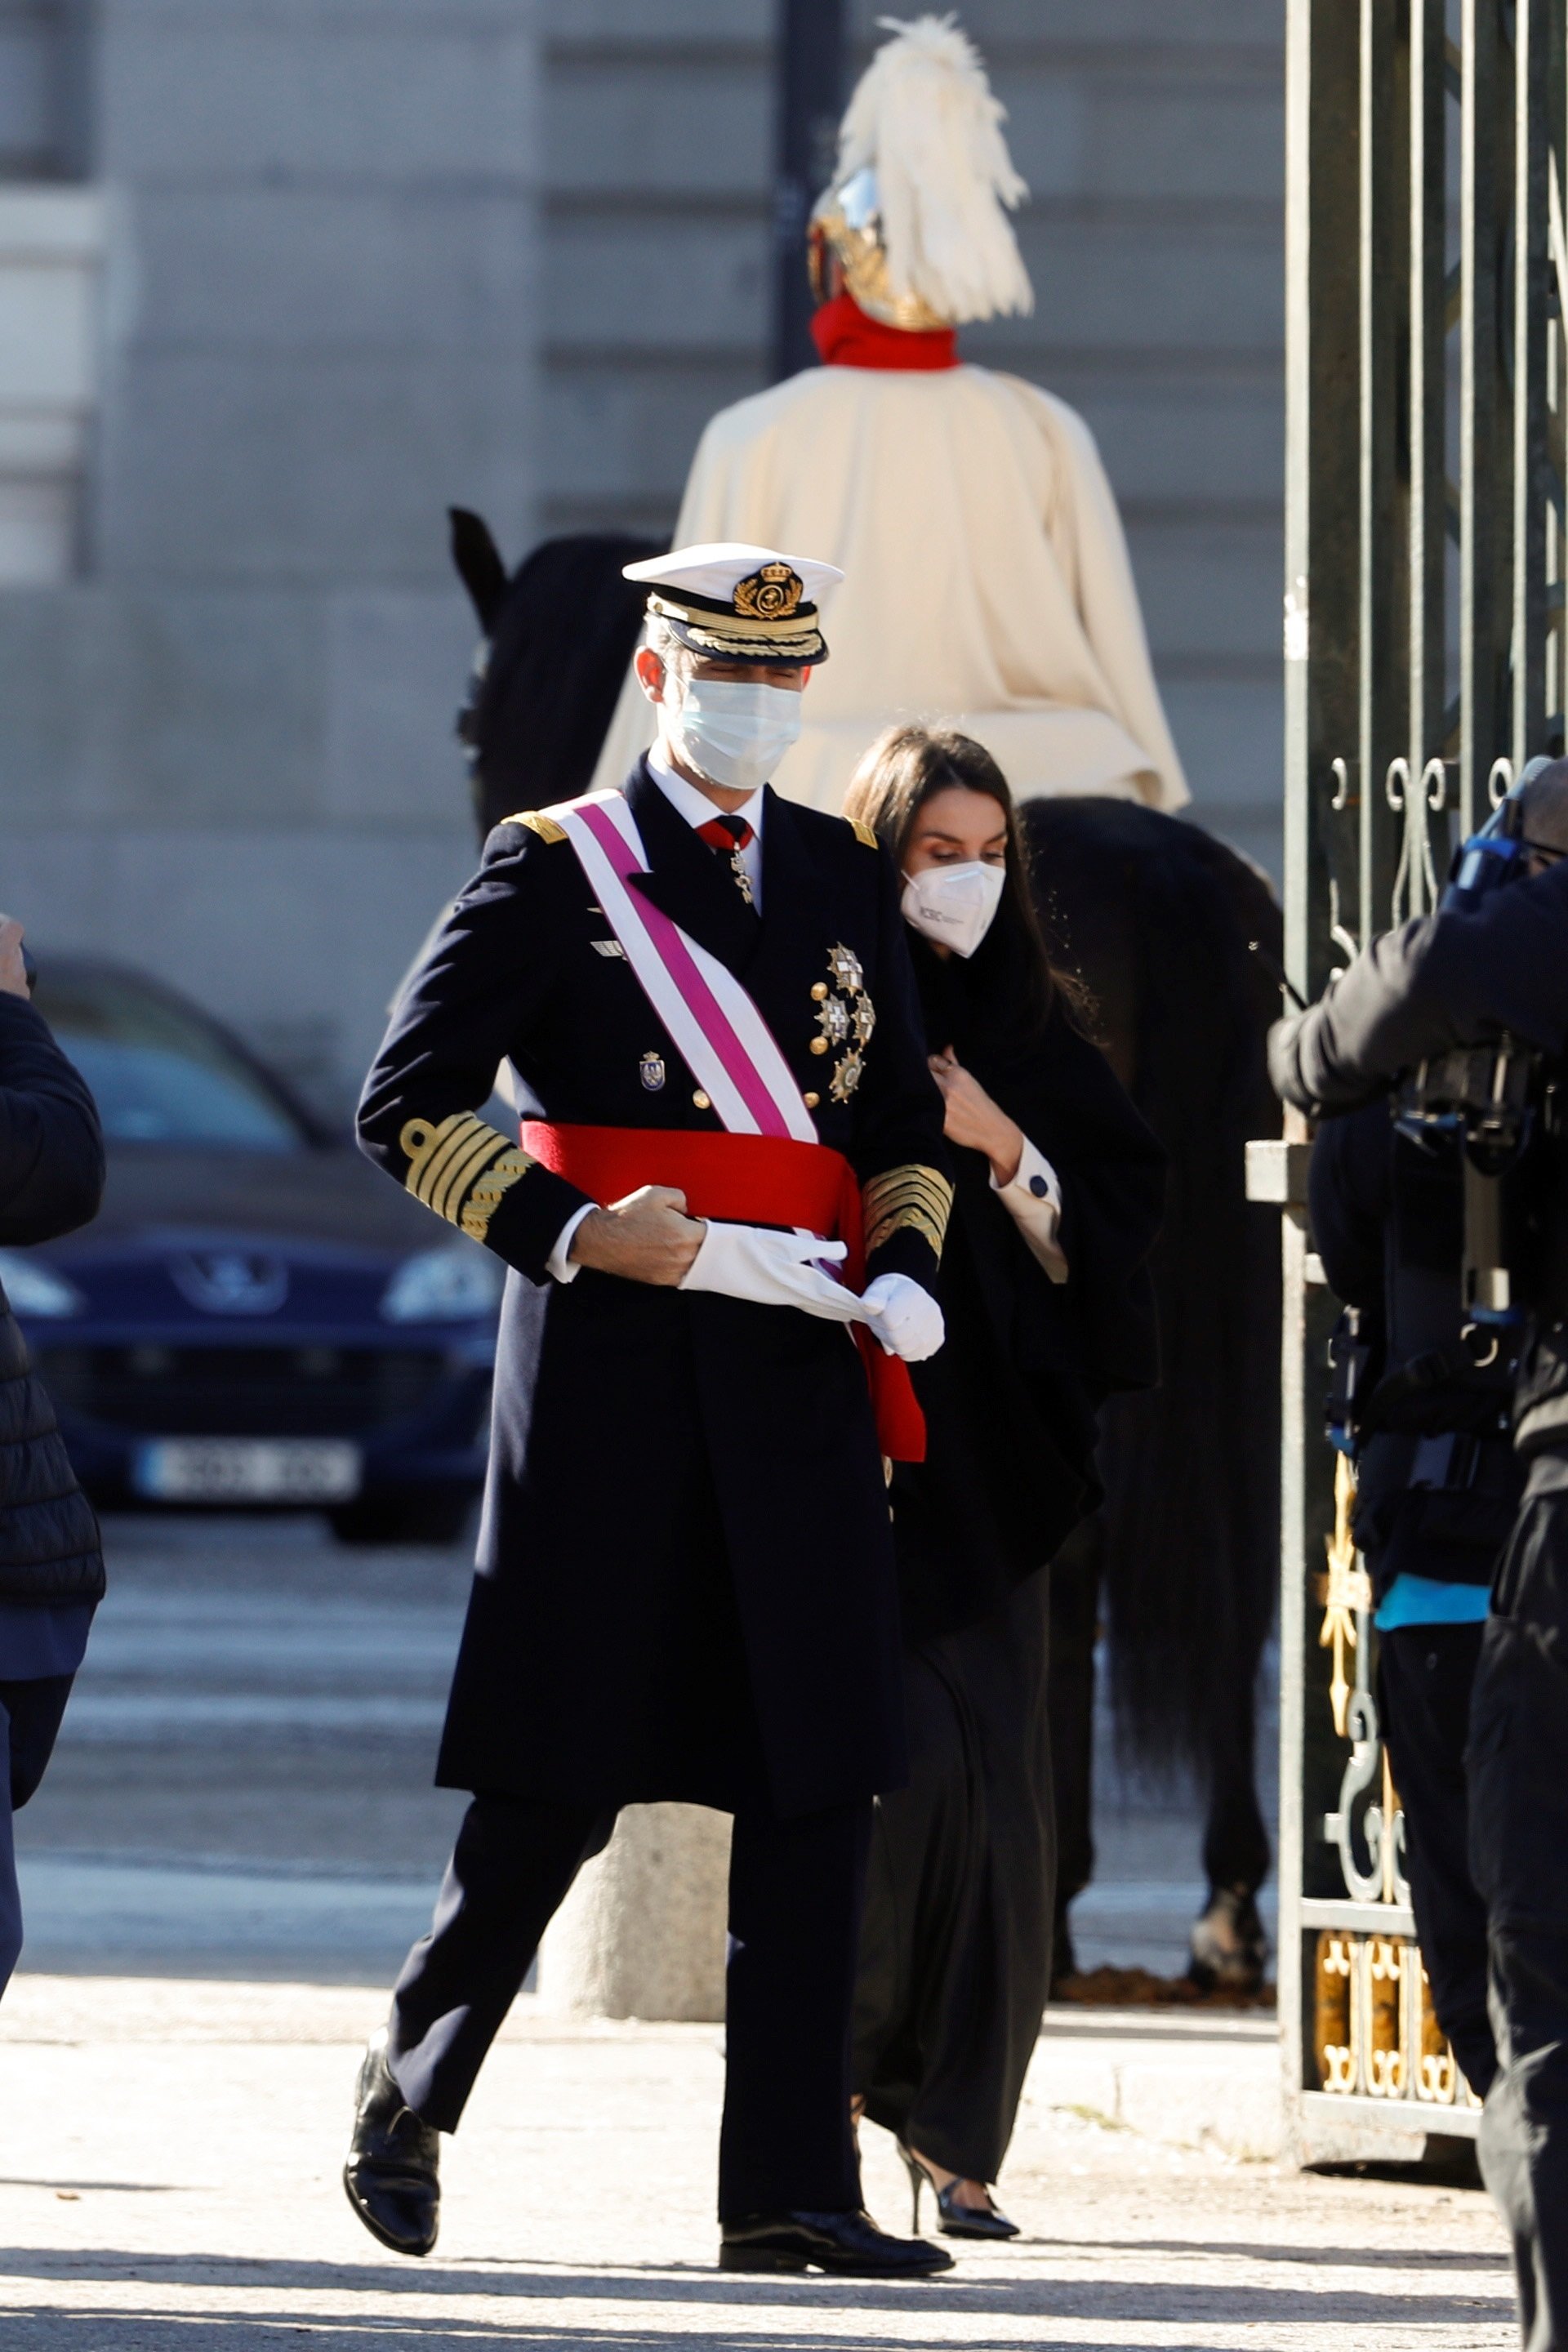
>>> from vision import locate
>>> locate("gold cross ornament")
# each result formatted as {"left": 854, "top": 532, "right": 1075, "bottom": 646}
{"left": 1320, "top": 1450, "right": 1374, "bottom": 1739}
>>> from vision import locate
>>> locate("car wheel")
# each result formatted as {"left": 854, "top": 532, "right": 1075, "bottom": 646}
{"left": 328, "top": 1491, "right": 475, "bottom": 1547}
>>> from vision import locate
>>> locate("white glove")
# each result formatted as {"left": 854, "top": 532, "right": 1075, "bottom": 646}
{"left": 861, "top": 1271, "right": 945, "bottom": 1362}
{"left": 679, "top": 1222, "right": 867, "bottom": 1324}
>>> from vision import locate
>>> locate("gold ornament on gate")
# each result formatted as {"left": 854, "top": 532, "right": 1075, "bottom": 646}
{"left": 1319, "top": 1450, "right": 1373, "bottom": 1738}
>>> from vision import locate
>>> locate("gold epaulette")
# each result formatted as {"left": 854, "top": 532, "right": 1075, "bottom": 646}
{"left": 862, "top": 1164, "right": 955, "bottom": 1261}
{"left": 849, "top": 817, "right": 880, "bottom": 849}
{"left": 399, "top": 1111, "right": 532, "bottom": 1244}
{"left": 505, "top": 809, "right": 568, "bottom": 844}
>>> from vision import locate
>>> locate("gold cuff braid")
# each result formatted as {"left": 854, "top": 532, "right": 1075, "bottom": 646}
{"left": 862, "top": 1165, "right": 954, "bottom": 1262}
{"left": 399, "top": 1112, "right": 532, "bottom": 1245}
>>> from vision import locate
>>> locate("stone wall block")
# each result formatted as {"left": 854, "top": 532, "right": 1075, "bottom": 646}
{"left": 6, "top": 822, "right": 476, "bottom": 1087}
{"left": 324, "top": 589, "right": 478, "bottom": 824}
{"left": 546, "top": 61, "right": 769, "bottom": 198}
{"left": 934, "top": 0, "right": 1281, "bottom": 51}
{"left": 546, "top": 220, "right": 767, "bottom": 354}
{"left": 127, "top": 190, "right": 537, "bottom": 355}
{"left": 98, "top": 354, "right": 537, "bottom": 585}
{"left": 1123, "top": 517, "right": 1281, "bottom": 664}
{"left": 539, "top": 1804, "right": 731, "bottom": 2025}
{"left": 100, "top": 19, "right": 539, "bottom": 184}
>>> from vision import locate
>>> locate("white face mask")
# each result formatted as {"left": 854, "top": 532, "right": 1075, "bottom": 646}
{"left": 901, "top": 861, "right": 1006, "bottom": 958}
{"left": 664, "top": 675, "right": 802, "bottom": 795}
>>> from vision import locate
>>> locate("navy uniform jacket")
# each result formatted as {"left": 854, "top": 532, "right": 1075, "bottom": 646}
{"left": 358, "top": 759, "right": 952, "bottom": 1816}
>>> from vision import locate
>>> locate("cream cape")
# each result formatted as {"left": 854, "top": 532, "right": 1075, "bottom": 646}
{"left": 592, "top": 362, "right": 1188, "bottom": 817}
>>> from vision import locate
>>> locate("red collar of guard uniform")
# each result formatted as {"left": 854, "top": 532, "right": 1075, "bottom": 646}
{"left": 808, "top": 291, "right": 959, "bottom": 372}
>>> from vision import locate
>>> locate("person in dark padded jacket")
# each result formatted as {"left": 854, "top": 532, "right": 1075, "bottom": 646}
{"left": 0, "top": 911, "right": 105, "bottom": 1997}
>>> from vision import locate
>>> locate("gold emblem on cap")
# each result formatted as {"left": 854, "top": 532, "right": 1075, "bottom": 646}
{"left": 733, "top": 561, "right": 804, "bottom": 621}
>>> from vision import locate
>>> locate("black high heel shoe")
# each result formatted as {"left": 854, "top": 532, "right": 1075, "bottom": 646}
{"left": 898, "top": 2142, "right": 1020, "bottom": 2240}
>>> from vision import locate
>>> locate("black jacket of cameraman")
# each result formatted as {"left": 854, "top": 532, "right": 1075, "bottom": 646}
{"left": 1275, "top": 853, "right": 1568, "bottom": 2322}
{"left": 1271, "top": 854, "right": 1568, "bottom": 1451}
{"left": 0, "top": 991, "right": 105, "bottom": 1606}
{"left": 1309, "top": 1102, "right": 1520, "bottom": 1601}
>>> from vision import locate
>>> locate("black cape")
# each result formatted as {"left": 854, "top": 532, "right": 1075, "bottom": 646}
{"left": 889, "top": 942, "right": 1165, "bottom": 1646}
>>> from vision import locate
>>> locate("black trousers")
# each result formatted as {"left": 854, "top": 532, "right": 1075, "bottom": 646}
{"left": 1377, "top": 1622, "right": 1497, "bottom": 2098}
{"left": 387, "top": 1791, "right": 871, "bottom": 2221}
{"left": 0, "top": 1674, "right": 74, "bottom": 1996}
{"left": 1469, "top": 1466, "right": 1568, "bottom": 2351}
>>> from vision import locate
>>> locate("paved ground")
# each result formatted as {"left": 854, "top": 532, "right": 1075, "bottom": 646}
{"left": 0, "top": 1516, "right": 1508, "bottom": 2346}
{"left": 0, "top": 1976, "right": 1512, "bottom": 2351}
{"left": 13, "top": 1512, "right": 1276, "bottom": 1981}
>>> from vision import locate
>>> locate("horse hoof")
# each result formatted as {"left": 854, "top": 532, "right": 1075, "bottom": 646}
{"left": 1187, "top": 1882, "right": 1267, "bottom": 1995}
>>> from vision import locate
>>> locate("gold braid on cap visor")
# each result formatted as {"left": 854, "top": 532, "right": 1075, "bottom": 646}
{"left": 862, "top": 1165, "right": 955, "bottom": 1261}
{"left": 399, "top": 1112, "right": 532, "bottom": 1245}
{"left": 645, "top": 592, "right": 826, "bottom": 664}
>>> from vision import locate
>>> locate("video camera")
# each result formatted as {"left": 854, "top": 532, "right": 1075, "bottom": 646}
{"left": 1394, "top": 766, "right": 1552, "bottom": 1358}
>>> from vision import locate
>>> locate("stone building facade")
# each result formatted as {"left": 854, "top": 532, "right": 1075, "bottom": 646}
{"left": 0, "top": 0, "right": 1281, "bottom": 1103}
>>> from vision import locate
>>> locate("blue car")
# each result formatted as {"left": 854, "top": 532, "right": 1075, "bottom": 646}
{"left": 11, "top": 958, "right": 501, "bottom": 1543}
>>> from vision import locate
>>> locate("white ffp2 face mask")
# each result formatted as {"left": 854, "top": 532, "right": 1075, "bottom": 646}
{"left": 666, "top": 678, "right": 803, "bottom": 795}
{"left": 901, "top": 861, "right": 1006, "bottom": 958}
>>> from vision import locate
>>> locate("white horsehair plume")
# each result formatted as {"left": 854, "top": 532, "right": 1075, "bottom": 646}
{"left": 835, "top": 14, "right": 1032, "bottom": 324}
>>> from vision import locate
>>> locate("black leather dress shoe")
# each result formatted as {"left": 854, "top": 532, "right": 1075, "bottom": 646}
{"left": 719, "top": 2207, "right": 953, "bottom": 2276}
{"left": 342, "top": 2029, "right": 440, "bottom": 2256}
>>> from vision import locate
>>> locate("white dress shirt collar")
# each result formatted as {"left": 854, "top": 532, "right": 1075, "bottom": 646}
{"left": 644, "top": 737, "right": 765, "bottom": 910}
{"left": 645, "top": 737, "right": 765, "bottom": 840}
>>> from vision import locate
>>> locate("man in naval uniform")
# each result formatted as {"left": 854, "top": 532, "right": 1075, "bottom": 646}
{"left": 344, "top": 543, "right": 956, "bottom": 2278}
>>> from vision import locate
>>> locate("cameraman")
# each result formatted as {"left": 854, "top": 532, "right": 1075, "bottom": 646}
{"left": 1311, "top": 1101, "right": 1516, "bottom": 2104}
{"left": 1272, "top": 761, "right": 1568, "bottom": 2346}
{"left": 0, "top": 914, "right": 105, "bottom": 1997}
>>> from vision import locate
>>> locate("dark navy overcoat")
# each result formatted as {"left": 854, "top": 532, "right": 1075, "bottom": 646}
{"left": 358, "top": 761, "right": 951, "bottom": 1816}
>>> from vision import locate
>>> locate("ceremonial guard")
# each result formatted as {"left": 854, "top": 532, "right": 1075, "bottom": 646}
{"left": 592, "top": 16, "right": 1187, "bottom": 821}
{"left": 344, "top": 543, "right": 956, "bottom": 2278}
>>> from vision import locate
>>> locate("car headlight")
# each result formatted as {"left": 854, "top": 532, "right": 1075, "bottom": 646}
{"left": 0, "top": 1250, "right": 84, "bottom": 1318}
{"left": 381, "top": 1243, "right": 505, "bottom": 1323}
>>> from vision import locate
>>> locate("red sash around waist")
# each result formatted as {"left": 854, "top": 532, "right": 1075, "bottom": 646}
{"left": 521, "top": 1120, "right": 925, "bottom": 1463}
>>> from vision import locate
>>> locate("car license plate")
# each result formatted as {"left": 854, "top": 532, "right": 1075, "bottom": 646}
{"left": 133, "top": 1438, "right": 363, "bottom": 1504}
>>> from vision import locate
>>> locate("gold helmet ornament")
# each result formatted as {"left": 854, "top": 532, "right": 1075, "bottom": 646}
{"left": 808, "top": 14, "right": 1033, "bottom": 332}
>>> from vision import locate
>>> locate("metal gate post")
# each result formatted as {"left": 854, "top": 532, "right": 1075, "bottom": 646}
{"left": 1272, "top": 0, "right": 1568, "bottom": 2160}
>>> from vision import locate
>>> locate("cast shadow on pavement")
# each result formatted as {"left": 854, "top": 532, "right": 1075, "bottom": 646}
{"left": 0, "top": 2247, "right": 1515, "bottom": 2332}
{"left": 1058, "top": 2234, "right": 1510, "bottom": 2272}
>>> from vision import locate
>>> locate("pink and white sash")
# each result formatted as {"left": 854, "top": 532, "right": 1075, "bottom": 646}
{"left": 547, "top": 791, "right": 819, "bottom": 1147}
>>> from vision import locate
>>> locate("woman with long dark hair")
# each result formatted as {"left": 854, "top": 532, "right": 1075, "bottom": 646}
{"left": 843, "top": 726, "right": 1165, "bottom": 2236}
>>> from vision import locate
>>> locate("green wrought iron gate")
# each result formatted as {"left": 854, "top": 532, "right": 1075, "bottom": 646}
{"left": 1271, "top": 0, "right": 1567, "bottom": 2154}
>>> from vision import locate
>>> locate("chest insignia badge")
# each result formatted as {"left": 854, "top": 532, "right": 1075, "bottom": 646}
{"left": 640, "top": 1051, "right": 666, "bottom": 1092}
{"left": 816, "top": 993, "right": 851, "bottom": 1050}
{"left": 813, "top": 945, "right": 873, "bottom": 1106}
{"left": 830, "top": 1050, "right": 866, "bottom": 1105}
{"left": 827, "top": 942, "right": 864, "bottom": 995}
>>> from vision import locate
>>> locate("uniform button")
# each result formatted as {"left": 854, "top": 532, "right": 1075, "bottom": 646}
{"left": 1029, "top": 1174, "right": 1050, "bottom": 1198}
{"left": 810, "top": 982, "right": 829, "bottom": 1000}
{"left": 693, "top": 1090, "right": 711, "bottom": 1111}
{"left": 809, "top": 1036, "right": 829, "bottom": 1055}
{"left": 803, "top": 1091, "right": 820, "bottom": 1110}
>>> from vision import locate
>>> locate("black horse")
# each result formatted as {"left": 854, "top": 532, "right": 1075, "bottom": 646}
{"left": 448, "top": 512, "right": 1283, "bottom": 1991}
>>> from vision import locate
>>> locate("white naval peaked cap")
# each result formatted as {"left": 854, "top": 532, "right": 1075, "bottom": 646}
{"left": 624, "top": 542, "right": 844, "bottom": 667}
{"left": 622, "top": 543, "right": 844, "bottom": 604}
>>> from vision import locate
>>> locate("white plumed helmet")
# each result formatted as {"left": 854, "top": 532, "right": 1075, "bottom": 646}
{"left": 809, "top": 14, "right": 1033, "bottom": 330}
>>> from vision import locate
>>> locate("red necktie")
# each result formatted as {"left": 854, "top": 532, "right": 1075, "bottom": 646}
{"left": 696, "top": 813, "right": 756, "bottom": 906}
